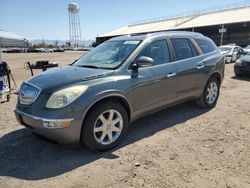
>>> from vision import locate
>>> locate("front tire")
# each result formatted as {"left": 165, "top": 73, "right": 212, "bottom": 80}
{"left": 81, "top": 101, "right": 129, "bottom": 151}
{"left": 197, "top": 77, "right": 220, "bottom": 108}
{"left": 234, "top": 69, "right": 242, "bottom": 77}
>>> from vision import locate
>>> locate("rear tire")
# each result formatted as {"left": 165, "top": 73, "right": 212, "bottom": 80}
{"left": 197, "top": 77, "right": 220, "bottom": 108}
{"left": 81, "top": 101, "right": 129, "bottom": 151}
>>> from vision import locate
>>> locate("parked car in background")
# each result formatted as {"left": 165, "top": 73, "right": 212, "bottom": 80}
{"left": 244, "top": 45, "right": 250, "bottom": 53}
{"left": 15, "top": 31, "right": 224, "bottom": 151}
{"left": 218, "top": 45, "right": 245, "bottom": 63}
{"left": 27, "top": 48, "right": 40, "bottom": 53}
{"left": 36, "top": 48, "right": 46, "bottom": 52}
{"left": 234, "top": 53, "right": 250, "bottom": 76}
{"left": 3, "top": 47, "right": 22, "bottom": 53}
{"left": 53, "top": 48, "right": 65, "bottom": 52}
{"left": 44, "top": 48, "right": 54, "bottom": 52}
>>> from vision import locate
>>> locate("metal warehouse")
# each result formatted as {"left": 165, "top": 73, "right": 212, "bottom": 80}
{"left": 96, "top": 1, "right": 250, "bottom": 47}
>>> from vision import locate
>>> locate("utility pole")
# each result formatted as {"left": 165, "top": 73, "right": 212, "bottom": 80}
{"left": 219, "top": 25, "right": 226, "bottom": 46}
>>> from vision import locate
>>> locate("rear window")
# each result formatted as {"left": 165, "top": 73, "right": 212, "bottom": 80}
{"left": 170, "top": 38, "right": 198, "bottom": 61}
{"left": 195, "top": 38, "right": 216, "bottom": 54}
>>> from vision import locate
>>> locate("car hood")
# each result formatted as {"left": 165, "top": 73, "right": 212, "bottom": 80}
{"left": 27, "top": 66, "right": 114, "bottom": 93}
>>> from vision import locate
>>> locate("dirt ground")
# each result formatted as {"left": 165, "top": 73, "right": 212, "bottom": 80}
{"left": 0, "top": 51, "right": 249, "bottom": 188}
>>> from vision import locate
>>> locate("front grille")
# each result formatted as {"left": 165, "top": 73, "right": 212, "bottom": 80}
{"left": 19, "top": 82, "right": 41, "bottom": 105}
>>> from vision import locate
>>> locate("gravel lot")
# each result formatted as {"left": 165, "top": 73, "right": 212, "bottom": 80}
{"left": 0, "top": 51, "right": 250, "bottom": 188}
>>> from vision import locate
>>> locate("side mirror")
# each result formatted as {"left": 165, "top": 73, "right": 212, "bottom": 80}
{"left": 132, "top": 56, "right": 154, "bottom": 69}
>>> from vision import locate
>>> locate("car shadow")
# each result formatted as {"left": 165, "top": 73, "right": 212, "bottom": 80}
{"left": 231, "top": 75, "right": 250, "bottom": 81}
{"left": 0, "top": 101, "right": 210, "bottom": 180}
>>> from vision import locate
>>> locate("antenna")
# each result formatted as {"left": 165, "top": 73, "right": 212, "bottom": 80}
{"left": 68, "top": 3, "right": 82, "bottom": 47}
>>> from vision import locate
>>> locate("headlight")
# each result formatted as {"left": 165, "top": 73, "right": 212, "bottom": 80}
{"left": 236, "top": 60, "right": 246, "bottom": 66}
{"left": 46, "top": 85, "right": 88, "bottom": 108}
{"left": 236, "top": 59, "right": 241, "bottom": 64}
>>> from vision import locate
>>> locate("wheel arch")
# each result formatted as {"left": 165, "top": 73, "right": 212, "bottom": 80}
{"left": 209, "top": 72, "right": 222, "bottom": 86}
{"left": 198, "top": 71, "right": 222, "bottom": 99}
{"left": 80, "top": 94, "right": 132, "bottom": 141}
{"left": 197, "top": 71, "right": 222, "bottom": 108}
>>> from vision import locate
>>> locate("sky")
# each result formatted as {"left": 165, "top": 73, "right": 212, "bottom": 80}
{"left": 0, "top": 0, "right": 243, "bottom": 40}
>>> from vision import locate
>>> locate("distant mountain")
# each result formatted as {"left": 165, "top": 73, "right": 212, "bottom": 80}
{"left": 29, "top": 39, "right": 95, "bottom": 47}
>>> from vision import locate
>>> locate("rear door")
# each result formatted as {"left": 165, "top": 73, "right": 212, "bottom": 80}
{"left": 169, "top": 38, "right": 206, "bottom": 100}
{"left": 130, "top": 39, "right": 177, "bottom": 114}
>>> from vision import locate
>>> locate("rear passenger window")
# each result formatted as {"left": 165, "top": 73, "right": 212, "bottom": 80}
{"left": 139, "top": 40, "right": 170, "bottom": 66}
{"left": 170, "top": 38, "right": 198, "bottom": 61}
{"left": 195, "top": 38, "right": 216, "bottom": 54}
{"left": 188, "top": 40, "right": 199, "bottom": 57}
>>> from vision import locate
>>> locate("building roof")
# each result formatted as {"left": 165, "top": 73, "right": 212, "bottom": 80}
{"left": 0, "top": 30, "right": 27, "bottom": 47}
{"left": 100, "top": 7, "right": 250, "bottom": 38}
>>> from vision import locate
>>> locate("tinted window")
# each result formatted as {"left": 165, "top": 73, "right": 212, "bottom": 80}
{"left": 233, "top": 47, "right": 238, "bottom": 52}
{"left": 139, "top": 40, "right": 170, "bottom": 66}
{"left": 170, "top": 38, "right": 196, "bottom": 61}
{"left": 188, "top": 40, "right": 199, "bottom": 56}
{"left": 195, "top": 38, "right": 216, "bottom": 54}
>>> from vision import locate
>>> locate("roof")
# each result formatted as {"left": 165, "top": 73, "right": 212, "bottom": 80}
{"left": 109, "top": 31, "right": 204, "bottom": 41}
{"left": 0, "top": 30, "right": 28, "bottom": 47}
{"left": 100, "top": 7, "right": 250, "bottom": 38}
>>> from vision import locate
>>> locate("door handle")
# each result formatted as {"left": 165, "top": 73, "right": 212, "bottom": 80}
{"left": 167, "top": 72, "right": 176, "bottom": 78}
{"left": 196, "top": 63, "right": 205, "bottom": 69}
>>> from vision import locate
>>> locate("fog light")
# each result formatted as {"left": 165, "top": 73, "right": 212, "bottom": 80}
{"left": 43, "top": 120, "right": 72, "bottom": 129}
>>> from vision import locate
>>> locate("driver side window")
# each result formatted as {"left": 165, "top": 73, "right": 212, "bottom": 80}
{"left": 139, "top": 40, "right": 170, "bottom": 66}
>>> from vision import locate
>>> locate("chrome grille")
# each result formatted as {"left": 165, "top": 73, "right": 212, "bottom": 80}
{"left": 19, "top": 82, "right": 41, "bottom": 105}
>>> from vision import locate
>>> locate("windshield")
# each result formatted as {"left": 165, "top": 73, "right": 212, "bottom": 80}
{"left": 218, "top": 46, "right": 232, "bottom": 52}
{"left": 73, "top": 40, "right": 141, "bottom": 69}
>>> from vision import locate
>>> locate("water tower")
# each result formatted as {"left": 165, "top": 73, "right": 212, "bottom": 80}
{"left": 68, "top": 3, "right": 82, "bottom": 47}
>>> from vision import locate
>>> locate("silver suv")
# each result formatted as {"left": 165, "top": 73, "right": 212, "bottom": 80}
{"left": 15, "top": 31, "right": 224, "bottom": 151}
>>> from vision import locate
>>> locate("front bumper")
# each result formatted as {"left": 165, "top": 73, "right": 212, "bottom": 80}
{"left": 234, "top": 64, "right": 250, "bottom": 75}
{"left": 15, "top": 109, "right": 83, "bottom": 143}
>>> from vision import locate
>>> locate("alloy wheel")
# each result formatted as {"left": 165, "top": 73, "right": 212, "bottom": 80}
{"left": 93, "top": 109, "right": 123, "bottom": 145}
{"left": 206, "top": 81, "right": 218, "bottom": 105}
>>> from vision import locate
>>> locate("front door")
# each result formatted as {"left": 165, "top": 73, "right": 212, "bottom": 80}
{"left": 130, "top": 40, "right": 177, "bottom": 114}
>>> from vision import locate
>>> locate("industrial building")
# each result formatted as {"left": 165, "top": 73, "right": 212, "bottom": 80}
{"left": 96, "top": 1, "right": 250, "bottom": 47}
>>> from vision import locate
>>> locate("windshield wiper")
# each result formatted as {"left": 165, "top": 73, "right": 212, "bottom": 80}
{"left": 78, "top": 65, "right": 100, "bottom": 69}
